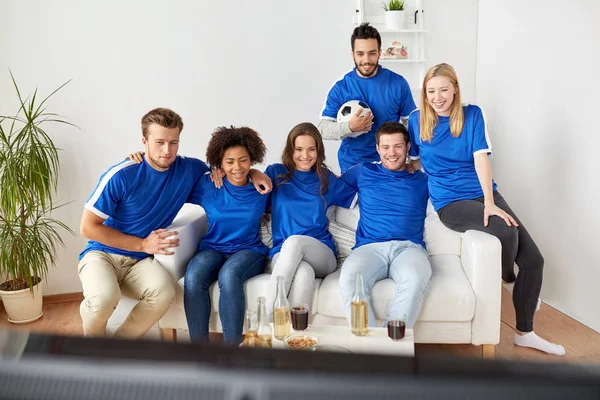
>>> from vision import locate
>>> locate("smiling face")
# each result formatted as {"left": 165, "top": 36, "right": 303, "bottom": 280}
{"left": 352, "top": 38, "right": 381, "bottom": 78}
{"left": 293, "top": 134, "right": 317, "bottom": 172}
{"left": 222, "top": 145, "right": 251, "bottom": 186}
{"left": 142, "top": 123, "right": 180, "bottom": 171}
{"left": 376, "top": 133, "right": 409, "bottom": 171}
{"left": 425, "top": 75, "right": 458, "bottom": 117}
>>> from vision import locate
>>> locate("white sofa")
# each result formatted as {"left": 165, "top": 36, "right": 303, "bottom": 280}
{"left": 109, "top": 203, "right": 502, "bottom": 353}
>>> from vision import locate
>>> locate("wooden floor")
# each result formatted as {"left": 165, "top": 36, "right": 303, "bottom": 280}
{"left": 2, "top": 289, "right": 600, "bottom": 364}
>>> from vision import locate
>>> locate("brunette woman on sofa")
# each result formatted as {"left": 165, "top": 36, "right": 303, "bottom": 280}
{"left": 262, "top": 123, "right": 357, "bottom": 317}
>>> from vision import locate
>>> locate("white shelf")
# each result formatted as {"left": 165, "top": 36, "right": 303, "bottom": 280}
{"left": 377, "top": 29, "right": 427, "bottom": 33}
{"left": 380, "top": 58, "right": 427, "bottom": 63}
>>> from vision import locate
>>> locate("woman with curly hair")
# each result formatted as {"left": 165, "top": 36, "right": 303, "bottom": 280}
{"left": 263, "top": 122, "right": 357, "bottom": 317}
{"left": 184, "top": 126, "right": 269, "bottom": 344}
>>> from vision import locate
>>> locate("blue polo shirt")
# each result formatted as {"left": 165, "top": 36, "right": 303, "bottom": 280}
{"left": 320, "top": 66, "right": 416, "bottom": 172}
{"left": 341, "top": 162, "right": 429, "bottom": 248}
{"left": 408, "top": 104, "right": 497, "bottom": 211}
{"left": 80, "top": 156, "right": 209, "bottom": 260}
{"left": 265, "top": 163, "right": 357, "bottom": 258}
{"left": 187, "top": 175, "right": 270, "bottom": 256}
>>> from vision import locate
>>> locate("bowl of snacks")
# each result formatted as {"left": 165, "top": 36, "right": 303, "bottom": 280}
{"left": 284, "top": 333, "right": 319, "bottom": 351}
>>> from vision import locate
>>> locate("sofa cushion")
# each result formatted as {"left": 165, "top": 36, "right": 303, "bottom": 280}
{"left": 335, "top": 205, "right": 360, "bottom": 231}
{"left": 423, "top": 202, "right": 462, "bottom": 256}
{"left": 259, "top": 216, "right": 273, "bottom": 248}
{"left": 317, "top": 254, "right": 475, "bottom": 322}
{"left": 328, "top": 219, "right": 356, "bottom": 266}
{"left": 205, "top": 274, "right": 321, "bottom": 316}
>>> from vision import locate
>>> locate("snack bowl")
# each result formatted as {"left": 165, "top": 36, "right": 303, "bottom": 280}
{"left": 283, "top": 332, "right": 319, "bottom": 351}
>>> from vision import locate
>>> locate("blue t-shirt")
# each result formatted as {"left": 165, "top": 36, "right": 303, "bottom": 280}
{"left": 320, "top": 66, "right": 416, "bottom": 172}
{"left": 187, "top": 175, "right": 270, "bottom": 256}
{"left": 408, "top": 104, "right": 497, "bottom": 211}
{"left": 341, "top": 162, "right": 429, "bottom": 249}
{"left": 80, "top": 156, "right": 209, "bottom": 260}
{"left": 265, "top": 163, "right": 357, "bottom": 258}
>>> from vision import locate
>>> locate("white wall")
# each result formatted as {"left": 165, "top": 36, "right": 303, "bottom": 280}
{"left": 0, "top": 0, "right": 477, "bottom": 296}
{"left": 476, "top": 0, "right": 600, "bottom": 332}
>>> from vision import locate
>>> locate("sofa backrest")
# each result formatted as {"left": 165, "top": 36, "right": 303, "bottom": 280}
{"left": 333, "top": 202, "right": 462, "bottom": 257}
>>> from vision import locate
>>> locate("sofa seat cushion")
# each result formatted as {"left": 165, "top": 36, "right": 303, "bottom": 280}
{"left": 161, "top": 273, "right": 323, "bottom": 330}
{"left": 317, "top": 254, "right": 475, "bottom": 322}
{"left": 207, "top": 274, "right": 321, "bottom": 316}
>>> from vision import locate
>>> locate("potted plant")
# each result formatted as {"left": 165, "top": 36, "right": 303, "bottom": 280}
{"left": 0, "top": 71, "right": 75, "bottom": 324}
{"left": 382, "top": 0, "right": 406, "bottom": 30}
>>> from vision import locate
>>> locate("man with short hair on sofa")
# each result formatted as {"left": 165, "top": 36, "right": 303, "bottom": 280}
{"left": 339, "top": 121, "right": 431, "bottom": 329}
{"left": 78, "top": 108, "right": 271, "bottom": 338}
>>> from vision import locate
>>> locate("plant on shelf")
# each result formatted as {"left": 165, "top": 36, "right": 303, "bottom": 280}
{"left": 0, "top": 70, "right": 75, "bottom": 324}
{"left": 382, "top": 0, "right": 407, "bottom": 29}
{"left": 382, "top": 0, "right": 406, "bottom": 11}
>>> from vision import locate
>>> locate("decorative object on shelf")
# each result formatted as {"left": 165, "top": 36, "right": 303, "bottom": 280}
{"left": 382, "top": 40, "right": 408, "bottom": 59}
{"left": 382, "top": 0, "right": 406, "bottom": 30}
{"left": 0, "top": 71, "right": 75, "bottom": 324}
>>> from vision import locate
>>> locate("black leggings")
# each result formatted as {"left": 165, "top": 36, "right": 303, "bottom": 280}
{"left": 437, "top": 191, "right": 543, "bottom": 332}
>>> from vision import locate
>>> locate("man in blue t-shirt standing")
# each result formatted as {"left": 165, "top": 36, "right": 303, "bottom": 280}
{"left": 339, "top": 122, "right": 431, "bottom": 329}
{"left": 78, "top": 108, "right": 211, "bottom": 339}
{"left": 318, "top": 23, "right": 416, "bottom": 173}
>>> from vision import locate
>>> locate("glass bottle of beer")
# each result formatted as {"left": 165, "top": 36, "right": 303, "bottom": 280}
{"left": 240, "top": 310, "right": 261, "bottom": 347}
{"left": 273, "top": 275, "right": 291, "bottom": 340}
{"left": 351, "top": 272, "right": 368, "bottom": 336}
{"left": 256, "top": 296, "right": 273, "bottom": 348}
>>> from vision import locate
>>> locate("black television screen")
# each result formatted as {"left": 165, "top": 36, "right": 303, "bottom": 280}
{"left": 1, "top": 330, "right": 599, "bottom": 400}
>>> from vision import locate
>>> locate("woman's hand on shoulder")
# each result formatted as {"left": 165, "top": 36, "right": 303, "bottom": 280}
{"left": 127, "top": 151, "right": 145, "bottom": 163}
{"left": 209, "top": 168, "right": 226, "bottom": 189}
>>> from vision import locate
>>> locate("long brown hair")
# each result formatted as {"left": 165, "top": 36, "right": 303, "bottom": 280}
{"left": 420, "top": 63, "right": 464, "bottom": 142}
{"left": 279, "top": 122, "right": 329, "bottom": 201}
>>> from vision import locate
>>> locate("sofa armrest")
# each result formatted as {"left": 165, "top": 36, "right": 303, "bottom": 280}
{"left": 154, "top": 204, "right": 207, "bottom": 282}
{"left": 460, "top": 230, "right": 502, "bottom": 346}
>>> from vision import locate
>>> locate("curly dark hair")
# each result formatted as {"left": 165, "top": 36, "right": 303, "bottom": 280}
{"left": 206, "top": 126, "right": 266, "bottom": 168}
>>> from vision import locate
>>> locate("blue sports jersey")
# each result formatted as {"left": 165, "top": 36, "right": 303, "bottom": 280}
{"left": 341, "top": 162, "right": 429, "bottom": 248}
{"left": 320, "top": 66, "right": 416, "bottom": 172}
{"left": 408, "top": 104, "right": 497, "bottom": 211}
{"left": 265, "top": 163, "right": 357, "bottom": 258}
{"left": 80, "top": 156, "right": 209, "bottom": 260}
{"left": 187, "top": 175, "right": 270, "bottom": 256}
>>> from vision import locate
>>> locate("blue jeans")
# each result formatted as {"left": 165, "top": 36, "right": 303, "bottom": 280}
{"left": 184, "top": 249, "right": 266, "bottom": 344}
{"left": 339, "top": 240, "right": 432, "bottom": 329}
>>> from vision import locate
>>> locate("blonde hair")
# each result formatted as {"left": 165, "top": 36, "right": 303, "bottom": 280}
{"left": 420, "top": 63, "right": 464, "bottom": 142}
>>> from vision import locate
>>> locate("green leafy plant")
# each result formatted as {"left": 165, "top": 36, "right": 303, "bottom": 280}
{"left": 0, "top": 71, "right": 75, "bottom": 292}
{"left": 382, "top": 0, "right": 406, "bottom": 11}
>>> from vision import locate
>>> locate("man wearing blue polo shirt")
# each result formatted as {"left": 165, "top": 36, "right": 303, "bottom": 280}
{"left": 318, "top": 23, "right": 416, "bottom": 173}
{"left": 78, "top": 108, "right": 209, "bottom": 338}
{"left": 339, "top": 122, "right": 431, "bottom": 329}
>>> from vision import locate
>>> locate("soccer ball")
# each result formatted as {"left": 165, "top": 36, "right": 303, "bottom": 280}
{"left": 336, "top": 100, "right": 371, "bottom": 137}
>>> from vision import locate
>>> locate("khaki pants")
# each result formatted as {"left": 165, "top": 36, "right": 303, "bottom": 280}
{"left": 78, "top": 251, "right": 176, "bottom": 338}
